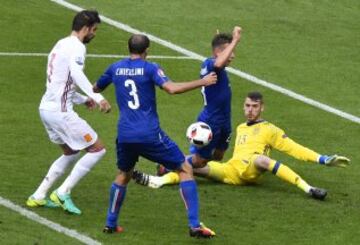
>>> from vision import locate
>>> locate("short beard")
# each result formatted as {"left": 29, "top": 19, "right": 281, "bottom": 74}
{"left": 83, "top": 34, "right": 94, "bottom": 44}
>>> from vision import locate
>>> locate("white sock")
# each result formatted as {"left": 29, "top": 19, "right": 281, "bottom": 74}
{"left": 32, "top": 153, "right": 80, "bottom": 199}
{"left": 57, "top": 149, "right": 106, "bottom": 195}
{"left": 297, "top": 179, "right": 312, "bottom": 193}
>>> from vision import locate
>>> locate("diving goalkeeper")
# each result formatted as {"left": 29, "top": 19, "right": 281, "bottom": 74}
{"left": 133, "top": 91, "right": 350, "bottom": 200}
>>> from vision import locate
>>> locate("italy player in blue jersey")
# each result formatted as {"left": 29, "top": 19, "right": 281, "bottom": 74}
{"left": 93, "top": 34, "right": 218, "bottom": 238}
{"left": 132, "top": 26, "right": 243, "bottom": 188}
{"left": 192, "top": 26, "right": 242, "bottom": 166}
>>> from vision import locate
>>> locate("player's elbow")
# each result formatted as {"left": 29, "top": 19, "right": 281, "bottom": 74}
{"left": 166, "top": 88, "right": 179, "bottom": 95}
{"left": 162, "top": 82, "right": 179, "bottom": 95}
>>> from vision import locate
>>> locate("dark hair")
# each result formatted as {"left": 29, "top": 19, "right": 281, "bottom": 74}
{"left": 72, "top": 10, "right": 101, "bottom": 31}
{"left": 247, "top": 91, "right": 264, "bottom": 103}
{"left": 211, "top": 33, "right": 233, "bottom": 49}
{"left": 128, "top": 34, "right": 150, "bottom": 54}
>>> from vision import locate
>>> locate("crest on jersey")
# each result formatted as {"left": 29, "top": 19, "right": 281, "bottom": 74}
{"left": 200, "top": 67, "right": 208, "bottom": 76}
{"left": 84, "top": 133, "right": 93, "bottom": 142}
{"left": 253, "top": 127, "right": 260, "bottom": 135}
{"left": 157, "top": 68, "right": 166, "bottom": 78}
{"left": 75, "top": 56, "right": 84, "bottom": 65}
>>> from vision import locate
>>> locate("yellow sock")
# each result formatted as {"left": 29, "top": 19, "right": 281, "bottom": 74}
{"left": 268, "top": 160, "right": 311, "bottom": 193}
{"left": 162, "top": 172, "right": 180, "bottom": 185}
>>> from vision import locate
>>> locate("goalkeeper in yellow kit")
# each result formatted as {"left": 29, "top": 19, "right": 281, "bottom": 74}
{"left": 133, "top": 91, "right": 350, "bottom": 200}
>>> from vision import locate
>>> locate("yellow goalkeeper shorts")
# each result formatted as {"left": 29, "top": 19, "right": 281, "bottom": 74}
{"left": 207, "top": 154, "right": 263, "bottom": 185}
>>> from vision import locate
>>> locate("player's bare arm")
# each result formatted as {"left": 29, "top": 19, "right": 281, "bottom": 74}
{"left": 214, "top": 26, "right": 242, "bottom": 68}
{"left": 92, "top": 84, "right": 111, "bottom": 113}
{"left": 162, "top": 72, "right": 217, "bottom": 95}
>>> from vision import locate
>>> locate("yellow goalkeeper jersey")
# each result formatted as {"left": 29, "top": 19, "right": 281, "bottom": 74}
{"left": 232, "top": 120, "right": 320, "bottom": 162}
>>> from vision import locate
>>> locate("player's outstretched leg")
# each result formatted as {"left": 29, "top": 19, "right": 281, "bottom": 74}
{"left": 132, "top": 170, "right": 163, "bottom": 188}
{"left": 132, "top": 170, "right": 149, "bottom": 186}
{"left": 268, "top": 160, "right": 327, "bottom": 200}
{"left": 132, "top": 170, "right": 179, "bottom": 188}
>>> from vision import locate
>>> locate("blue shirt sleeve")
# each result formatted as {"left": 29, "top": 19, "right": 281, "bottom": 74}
{"left": 151, "top": 63, "right": 169, "bottom": 87}
{"left": 200, "top": 58, "right": 216, "bottom": 78}
{"left": 96, "top": 64, "right": 113, "bottom": 90}
{"left": 206, "top": 58, "right": 216, "bottom": 72}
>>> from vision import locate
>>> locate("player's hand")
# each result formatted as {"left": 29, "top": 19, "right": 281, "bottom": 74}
{"left": 99, "top": 99, "right": 111, "bottom": 113}
{"left": 324, "top": 155, "right": 350, "bottom": 168}
{"left": 85, "top": 98, "right": 96, "bottom": 110}
{"left": 202, "top": 72, "right": 217, "bottom": 86}
{"left": 232, "top": 26, "right": 242, "bottom": 42}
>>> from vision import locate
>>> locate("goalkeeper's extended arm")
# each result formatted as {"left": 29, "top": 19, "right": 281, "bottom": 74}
{"left": 318, "top": 155, "right": 350, "bottom": 168}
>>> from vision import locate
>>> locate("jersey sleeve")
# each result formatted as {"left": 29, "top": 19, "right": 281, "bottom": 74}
{"left": 269, "top": 125, "right": 320, "bottom": 162}
{"left": 151, "top": 63, "right": 169, "bottom": 87}
{"left": 96, "top": 64, "right": 114, "bottom": 90}
{"left": 200, "top": 58, "right": 216, "bottom": 78}
{"left": 69, "top": 46, "right": 104, "bottom": 104}
{"left": 72, "top": 92, "right": 88, "bottom": 104}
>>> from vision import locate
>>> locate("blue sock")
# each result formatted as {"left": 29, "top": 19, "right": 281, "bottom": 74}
{"left": 318, "top": 155, "right": 328, "bottom": 164}
{"left": 106, "top": 183, "right": 127, "bottom": 228}
{"left": 179, "top": 180, "right": 200, "bottom": 228}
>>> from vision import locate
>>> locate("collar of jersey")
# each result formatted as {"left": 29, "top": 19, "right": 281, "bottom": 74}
{"left": 246, "top": 119, "right": 265, "bottom": 126}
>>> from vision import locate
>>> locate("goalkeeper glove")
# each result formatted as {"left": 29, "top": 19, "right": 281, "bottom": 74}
{"left": 319, "top": 155, "right": 350, "bottom": 168}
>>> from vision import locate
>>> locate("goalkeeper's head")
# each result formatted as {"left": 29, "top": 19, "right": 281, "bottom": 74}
{"left": 243, "top": 91, "right": 264, "bottom": 122}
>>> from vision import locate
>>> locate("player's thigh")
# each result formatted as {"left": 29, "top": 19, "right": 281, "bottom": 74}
{"left": 61, "top": 112, "right": 98, "bottom": 150}
{"left": 39, "top": 110, "right": 65, "bottom": 145}
{"left": 40, "top": 110, "right": 97, "bottom": 150}
{"left": 237, "top": 155, "right": 263, "bottom": 183}
{"left": 116, "top": 141, "right": 139, "bottom": 172}
{"left": 208, "top": 160, "right": 242, "bottom": 185}
{"left": 190, "top": 124, "right": 231, "bottom": 160}
{"left": 141, "top": 132, "right": 185, "bottom": 171}
{"left": 189, "top": 126, "right": 222, "bottom": 160}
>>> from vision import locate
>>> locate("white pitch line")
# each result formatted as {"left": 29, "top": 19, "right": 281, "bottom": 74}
{"left": 50, "top": 0, "right": 360, "bottom": 124}
{"left": 0, "top": 196, "right": 101, "bottom": 245}
{"left": 0, "top": 52, "right": 195, "bottom": 60}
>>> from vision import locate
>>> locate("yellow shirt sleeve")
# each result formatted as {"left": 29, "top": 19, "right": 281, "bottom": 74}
{"left": 268, "top": 125, "right": 320, "bottom": 163}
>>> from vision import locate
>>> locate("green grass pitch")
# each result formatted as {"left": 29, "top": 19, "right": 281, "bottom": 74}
{"left": 0, "top": 0, "right": 359, "bottom": 244}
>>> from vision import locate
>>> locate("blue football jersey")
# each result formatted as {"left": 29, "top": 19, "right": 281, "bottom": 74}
{"left": 198, "top": 58, "right": 232, "bottom": 126}
{"left": 96, "top": 58, "right": 169, "bottom": 143}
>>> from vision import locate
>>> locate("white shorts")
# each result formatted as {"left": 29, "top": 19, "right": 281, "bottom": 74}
{"left": 39, "top": 110, "right": 98, "bottom": 150}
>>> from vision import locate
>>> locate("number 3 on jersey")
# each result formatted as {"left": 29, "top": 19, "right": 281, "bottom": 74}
{"left": 125, "top": 79, "right": 140, "bottom": 109}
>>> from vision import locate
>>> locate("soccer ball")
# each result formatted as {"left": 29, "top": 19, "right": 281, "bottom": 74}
{"left": 186, "top": 122, "right": 213, "bottom": 147}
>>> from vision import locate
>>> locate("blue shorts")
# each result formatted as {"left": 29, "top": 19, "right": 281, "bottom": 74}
{"left": 116, "top": 131, "right": 185, "bottom": 172}
{"left": 190, "top": 122, "right": 231, "bottom": 160}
